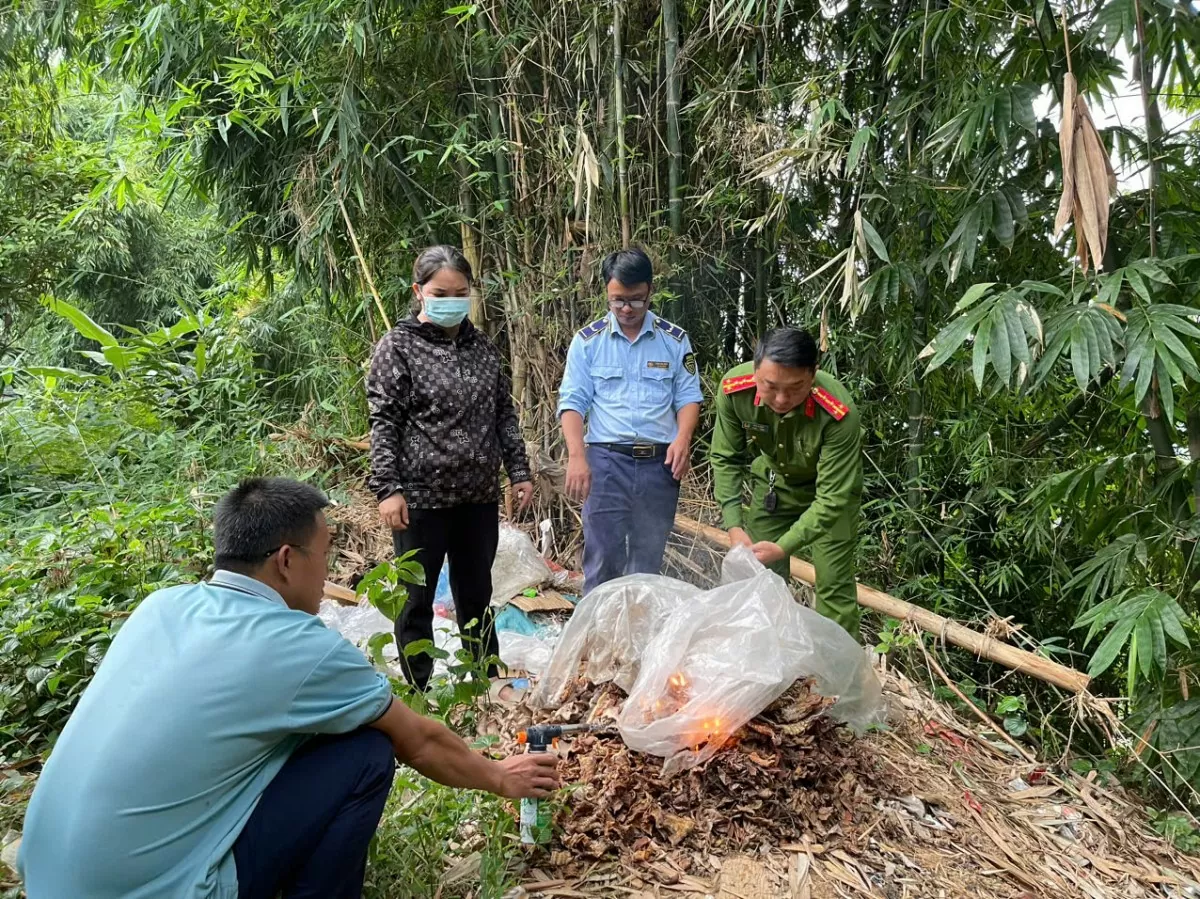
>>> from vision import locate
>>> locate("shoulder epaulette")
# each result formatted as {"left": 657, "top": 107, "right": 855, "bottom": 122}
{"left": 654, "top": 317, "right": 686, "bottom": 342}
{"left": 579, "top": 318, "right": 609, "bottom": 340}
{"left": 721, "top": 373, "right": 756, "bottom": 394}
{"left": 811, "top": 386, "right": 849, "bottom": 420}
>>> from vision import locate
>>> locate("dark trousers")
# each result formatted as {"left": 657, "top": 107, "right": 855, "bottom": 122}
{"left": 392, "top": 503, "right": 501, "bottom": 691}
{"left": 581, "top": 445, "right": 681, "bottom": 594}
{"left": 235, "top": 728, "right": 395, "bottom": 899}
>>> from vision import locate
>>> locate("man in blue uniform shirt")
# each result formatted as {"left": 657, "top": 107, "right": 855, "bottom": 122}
{"left": 557, "top": 248, "right": 703, "bottom": 593}
{"left": 18, "top": 477, "right": 557, "bottom": 899}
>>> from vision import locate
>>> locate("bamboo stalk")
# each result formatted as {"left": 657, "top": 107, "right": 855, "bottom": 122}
{"left": 672, "top": 514, "right": 1092, "bottom": 694}
{"left": 612, "top": 0, "right": 631, "bottom": 247}
{"left": 663, "top": 0, "right": 683, "bottom": 236}
{"left": 336, "top": 194, "right": 392, "bottom": 332}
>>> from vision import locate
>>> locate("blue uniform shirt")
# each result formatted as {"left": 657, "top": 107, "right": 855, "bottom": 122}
{"left": 557, "top": 311, "right": 704, "bottom": 444}
{"left": 18, "top": 571, "right": 394, "bottom": 899}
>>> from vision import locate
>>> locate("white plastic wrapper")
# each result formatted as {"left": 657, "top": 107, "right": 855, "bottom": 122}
{"left": 499, "top": 629, "right": 559, "bottom": 675}
{"left": 491, "top": 523, "right": 552, "bottom": 605}
{"left": 318, "top": 600, "right": 463, "bottom": 679}
{"left": 530, "top": 575, "right": 696, "bottom": 699}
{"left": 531, "top": 548, "right": 884, "bottom": 774}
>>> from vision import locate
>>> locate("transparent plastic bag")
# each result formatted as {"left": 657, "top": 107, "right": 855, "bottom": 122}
{"left": 530, "top": 575, "right": 698, "bottom": 706}
{"left": 532, "top": 548, "right": 884, "bottom": 774}
{"left": 499, "top": 629, "right": 558, "bottom": 674}
{"left": 318, "top": 600, "right": 396, "bottom": 658}
{"left": 318, "top": 599, "right": 462, "bottom": 679}
{"left": 491, "top": 524, "right": 552, "bottom": 605}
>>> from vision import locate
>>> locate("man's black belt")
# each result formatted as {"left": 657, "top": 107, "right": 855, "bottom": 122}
{"left": 593, "top": 442, "right": 669, "bottom": 459}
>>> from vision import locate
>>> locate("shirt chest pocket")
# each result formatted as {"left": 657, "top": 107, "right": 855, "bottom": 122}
{"left": 786, "top": 432, "right": 820, "bottom": 476}
{"left": 593, "top": 366, "right": 625, "bottom": 401}
{"left": 639, "top": 365, "right": 674, "bottom": 402}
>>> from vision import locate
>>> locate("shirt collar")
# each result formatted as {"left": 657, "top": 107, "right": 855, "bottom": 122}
{"left": 607, "top": 310, "right": 657, "bottom": 343}
{"left": 210, "top": 570, "right": 288, "bottom": 606}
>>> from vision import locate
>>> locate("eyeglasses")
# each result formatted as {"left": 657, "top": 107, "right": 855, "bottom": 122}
{"left": 608, "top": 299, "right": 648, "bottom": 310}
{"left": 262, "top": 543, "right": 336, "bottom": 569}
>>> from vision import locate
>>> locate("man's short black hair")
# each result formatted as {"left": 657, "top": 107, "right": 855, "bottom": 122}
{"left": 213, "top": 478, "right": 329, "bottom": 573}
{"left": 754, "top": 327, "right": 819, "bottom": 371}
{"left": 601, "top": 247, "right": 654, "bottom": 287}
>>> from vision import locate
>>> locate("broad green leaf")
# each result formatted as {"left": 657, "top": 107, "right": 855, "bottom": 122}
{"left": 41, "top": 297, "right": 118, "bottom": 348}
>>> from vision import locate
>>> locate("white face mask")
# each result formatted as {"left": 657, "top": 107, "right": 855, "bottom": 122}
{"left": 422, "top": 294, "right": 471, "bottom": 328}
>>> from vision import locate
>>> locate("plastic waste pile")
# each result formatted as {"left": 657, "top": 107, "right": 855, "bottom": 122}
{"left": 532, "top": 547, "right": 884, "bottom": 774}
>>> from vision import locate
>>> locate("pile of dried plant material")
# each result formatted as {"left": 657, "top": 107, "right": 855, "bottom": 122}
{"left": 325, "top": 484, "right": 397, "bottom": 584}
{"left": 485, "top": 669, "right": 1200, "bottom": 899}
{"left": 555, "top": 678, "right": 875, "bottom": 862}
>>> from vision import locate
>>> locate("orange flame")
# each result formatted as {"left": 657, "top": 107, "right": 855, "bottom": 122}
{"left": 668, "top": 672, "right": 689, "bottom": 689}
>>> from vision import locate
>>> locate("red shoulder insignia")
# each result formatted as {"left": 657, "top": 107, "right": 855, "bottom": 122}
{"left": 811, "top": 386, "right": 849, "bottom": 421}
{"left": 721, "top": 374, "right": 756, "bottom": 395}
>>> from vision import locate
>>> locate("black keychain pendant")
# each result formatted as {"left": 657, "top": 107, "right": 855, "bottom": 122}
{"left": 763, "top": 470, "right": 778, "bottom": 512}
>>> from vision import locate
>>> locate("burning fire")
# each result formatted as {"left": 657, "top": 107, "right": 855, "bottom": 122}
{"left": 668, "top": 672, "right": 688, "bottom": 689}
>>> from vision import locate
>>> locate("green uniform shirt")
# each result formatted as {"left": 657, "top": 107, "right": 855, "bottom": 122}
{"left": 710, "top": 362, "right": 863, "bottom": 558}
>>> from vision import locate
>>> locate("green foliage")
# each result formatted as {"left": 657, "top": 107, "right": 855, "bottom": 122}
{"left": 358, "top": 552, "right": 426, "bottom": 622}
{"left": 1075, "top": 589, "right": 1191, "bottom": 690}
{"left": 0, "top": 499, "right": 209, "bottom": 759}
{"left": 1151, "top": 810, "right": 1200, "bottom": 855}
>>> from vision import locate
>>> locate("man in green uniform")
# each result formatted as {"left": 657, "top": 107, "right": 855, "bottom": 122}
{"left": 710, "top": 327, "right": 864, "bottom": 640}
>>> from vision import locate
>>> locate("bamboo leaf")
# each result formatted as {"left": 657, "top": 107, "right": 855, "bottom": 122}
{"left": 952, "top": 282, "right": 997, "bottom": 315}
{"left": 990, "top": 305, "right": 1012, "bottom": 385}
{"left": 992, "top": 190, "right": 1015, "bottom": 248}
{"left": 859, "top": 216, "right": 890, "bottom": 264}
{"left": 1087, "top": 616, "right": 1136, "bottom": 677}
{"left": 1071, "top": 321, "right": 1090, "bottom": 391}
{"left": 847, "top": 126, "right": 875, "bottom": 175}
{"left": 973, "top": 315, "right": 992, "bottom": 390}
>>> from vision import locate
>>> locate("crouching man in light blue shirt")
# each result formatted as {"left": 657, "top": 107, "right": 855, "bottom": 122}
{"left": 18, "top": 477, "right": 558, "bottom": 899}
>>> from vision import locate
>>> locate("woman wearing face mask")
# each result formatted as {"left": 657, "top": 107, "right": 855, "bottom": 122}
{"left": 367, "top": 245, "right": 534, "bottom": 692}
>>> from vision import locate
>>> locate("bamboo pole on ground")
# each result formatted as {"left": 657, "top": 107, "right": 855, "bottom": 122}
{"left": 673, "top": 514, "right": 1091, "bottom": 694}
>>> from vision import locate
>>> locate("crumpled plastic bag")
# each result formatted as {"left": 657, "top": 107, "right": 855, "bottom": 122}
{"left": 318, "top": 599, "right": 462, "bottom": 679}
{"left": 499, "top": 627, "right": 561, "bottom": 675}
{"left": 530, "top": 575, "right": 696, "bottom": 699}
{"left": 491, "top": 523, "right": 552, "bottom": 605}
{"left": 531, "top": 547, "right": 883, "bottom": 774}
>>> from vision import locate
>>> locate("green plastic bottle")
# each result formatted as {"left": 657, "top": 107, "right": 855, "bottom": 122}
{"left": 519, "top": 796, "right": 552, "bottom": 845}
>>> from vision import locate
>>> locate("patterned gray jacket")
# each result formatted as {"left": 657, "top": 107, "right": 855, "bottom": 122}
{"left": 367, "top": 317, "right": 531, "bottom": 508}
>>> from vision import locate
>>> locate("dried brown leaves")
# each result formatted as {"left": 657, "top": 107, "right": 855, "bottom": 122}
{"left": 546, "top": 679, "right": 881, "bottom": 867}
{"left": 1054, "top": 73, "right": 1118, "bottom": 273}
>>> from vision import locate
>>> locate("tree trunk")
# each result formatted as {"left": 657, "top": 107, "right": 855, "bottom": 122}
{"left": 613, "top": 0, "right": 631, "bottom": 247}
{"left": 663, "top": 0, "right": 683, "bottom": 237}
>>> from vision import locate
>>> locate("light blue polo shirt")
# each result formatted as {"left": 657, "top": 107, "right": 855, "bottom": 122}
{"left": 557, "top": 311, "right": 704, "bottom": 444}
{"left": 19, "top": 571, "right": 394, "bottom": 899}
